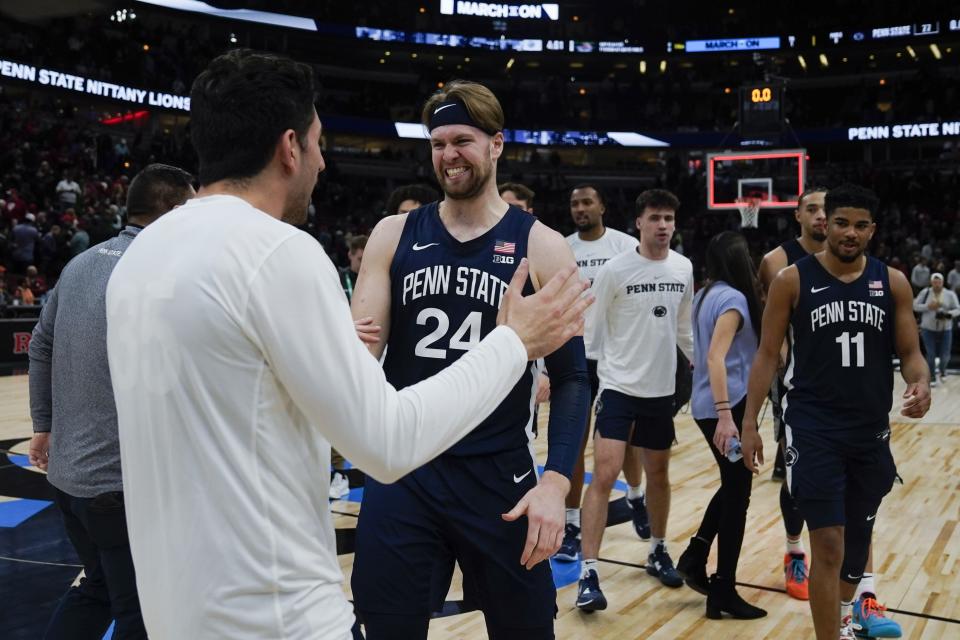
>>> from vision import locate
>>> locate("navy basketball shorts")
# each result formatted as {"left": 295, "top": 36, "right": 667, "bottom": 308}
{"left": 784, "top": 423, "right": 897, "bottom": 530}
{"left": 594, "top": 389, "right": 675, "bottom": 450}
{"left": 352, "top": 446, "right": 557, "bottom": 628}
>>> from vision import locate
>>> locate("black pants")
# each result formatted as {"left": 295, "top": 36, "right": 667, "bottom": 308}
{"left": 45, "top": 488, "right": 146, "bottom": 640}
{"left": 693, "top": 399, "right": 754, "bottom": 581}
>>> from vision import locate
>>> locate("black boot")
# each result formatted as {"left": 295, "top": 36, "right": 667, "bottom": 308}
{"left": 706, "top": 574, "right": 767, "bottom": 620}
{"left": 676, "top": 536, "right": 710, "bottom": 595}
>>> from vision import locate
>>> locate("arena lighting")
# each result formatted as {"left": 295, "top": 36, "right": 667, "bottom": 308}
{"left": 506, "top": 57, "right": 515, "bottom": 69}
{"left": 100, "top": 110, "right": 150, "bottom": 125}
{"left": 798, "top": 54, "right": 807, "bottom": 70}
{"left": 639, "top": 60, "right": 647, "bottom": 74}
{"left": 930, "top": 43, "right": 942, "bottom": 59}
{"left": 660, "top": 59, "right": 667, "bottom": 72}
{"left": 906, "top": 45, "right": 917, "bottom": 59}
{"left": 134, "top": 0, "right": 317, "bottom": 31}
{"left": 819, "top": 53, "right": 829, "bottom": 67}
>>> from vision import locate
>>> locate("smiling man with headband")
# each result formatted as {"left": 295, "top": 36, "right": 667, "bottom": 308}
{"left": 351, "top": 80, "right": 590, "bottom": 639}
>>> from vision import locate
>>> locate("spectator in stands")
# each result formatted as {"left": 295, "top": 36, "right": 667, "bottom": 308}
{"left": 12, "top": 212, "right": 39, "bottom": 273}
{"left": 24, "top": 265, "right": 47, "bottom": 300}
{"left": 27, "top": 163, "right": 195, "bottom": 640}
{"left": 910, "top": 256, "right": 931, "bottom": 292}
{"left": 69, "top": 220, "right": 90, "bottom": 257}
{"left": 384, "top": 183, "right": 439, "bottom": 216}
{"left": 499, "top": 182, "right": 535, "bottom": 214}
{"left": 4, "top": 187, "right": 27, "bottom": 224}
{"left": 0, "top": 278, "right": 11, "bottom": 306}
{"left": 948, "top": 259, "right": 960, "bottom": 295}
{"left": 56, "top": 170, "right": 82, "bottom": 211}
{"left": 913, "top": 273, "right": 959, "bottom": 386}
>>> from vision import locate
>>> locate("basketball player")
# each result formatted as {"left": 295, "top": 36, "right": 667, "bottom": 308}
{"left": 741, "top": 184, "right": 931, "bottom": 640}
{"left": 577, "top": 189, "right": 694, "bottom": 611}
{"left": 760, "top": 189, "right": 903, "bottom": 636}
{"left": 105, "top": 51, "right": 590, "bottom": 640}
{"left": 758, "top": 186, "right": 828, "bottom": 600}
{"left": 499, "top": 182, "right": 535, "bottom": 214}
{"left": 350, "top": 80, "right": 590, "bottom": 640}
{"left": 28, "top": 163, "right": 195, "bottom": 640}
{"left": 557, "top": 183, "right": 649, "bottom": 563}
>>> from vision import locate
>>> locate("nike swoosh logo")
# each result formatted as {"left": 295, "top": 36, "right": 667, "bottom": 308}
{"left": 866, "top": 514, "right": 876, "bottom": 521}
{"left": 433, "top": 104, "right": 456, "bottom": 115}
{"left": 513, "top": 470, "right": 532, "bottom": 483}
{"left": 413, "top": 242, "right": 439, "bottom": 251}
{"left": 811, "top": 286, "right": 830, "bottom": 293}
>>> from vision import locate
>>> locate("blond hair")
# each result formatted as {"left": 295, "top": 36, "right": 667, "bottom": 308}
{"left": 421, "top": 80, "right": 504, "bottom": 134}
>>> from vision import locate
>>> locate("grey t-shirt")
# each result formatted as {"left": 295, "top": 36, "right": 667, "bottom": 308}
{"left": 29, "top": 226, "right": 141, "bottom": 497}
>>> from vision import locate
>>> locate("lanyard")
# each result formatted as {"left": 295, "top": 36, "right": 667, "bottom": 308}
{"left": 344, "top": 271, "right": 353, "bottom": 300}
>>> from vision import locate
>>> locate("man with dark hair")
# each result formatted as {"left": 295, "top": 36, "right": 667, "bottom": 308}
{"left": 758, "top": 185, "right": 828, "bottom": 601}
{"left": 105, "top": 51, "right": 588, "bottom": 640}
{"left": 352, "top": 79, "right": 590, "bottom": 639}
{"left": 499, "top": 182, "right": 535, "bottom": 213}
{"left": 385, "top": 183, "right": 440, "bottom": 216}
{"left": 742, "top": 184, "right": 930, "bottom": 639}
{"left": 124, "top": 163, "right": 195, "bottom": 223}
{"left": 576, "top": 188, "right": 693, "bottom": 610}
{"left": 558, "top": 183, "right": 648, "bottom": 564}
{"left": 28, "top": 164, "right": 195, "bottom": 640}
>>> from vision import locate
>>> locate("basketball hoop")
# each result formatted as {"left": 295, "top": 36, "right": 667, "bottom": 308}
{"left": 736, "top": 197, "right": 762, "bottom": 229}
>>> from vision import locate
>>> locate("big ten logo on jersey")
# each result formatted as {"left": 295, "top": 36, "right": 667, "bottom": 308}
{"left": 12, "top": 332, "right": 31, "bottom": 354}
{"left": 493, "top": 254, "right": 514, "bottom": 264}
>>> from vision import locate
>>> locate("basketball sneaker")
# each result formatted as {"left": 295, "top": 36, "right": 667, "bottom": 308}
{"left": 576, "top": 569, "right": 607, "bottom": 612}
{"left": 852, "top": 594, "right": 902, "bottom": 638}
{"left": 647, "top": 544, "right": 683, "bottom": 588}
{"left": 627, "top": 494, "right": 651, "bottom": 540}
{"left": 840, "top": 614, "right": 862, "bottom": 639}
{"left": 555, "top": 523, "right": 581, "bottom": 562}
{"left": 329, "top": 471, "right": 350, "bottom": 499}
{"left": 784, "top": 552, "right": 809, "bottom": 600}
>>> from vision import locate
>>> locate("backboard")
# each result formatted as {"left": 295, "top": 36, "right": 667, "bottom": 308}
{"left": 706, "top": 149, "right": 807, "bottom": 210}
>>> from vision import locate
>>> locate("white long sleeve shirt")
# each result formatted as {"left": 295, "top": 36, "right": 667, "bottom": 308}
{"left": 566, "top": 228, "right": 639, "bottom": 359}
{"left": 105, "top": 194, "right": 528, "bottom": 640}
{"left": 587, "top": 248, "right": 694, "bottom": 398}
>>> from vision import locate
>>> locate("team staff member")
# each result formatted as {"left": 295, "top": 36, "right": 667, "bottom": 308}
{"left": 558, "top": 184, "right": 648, "bottom": 563}
{"left": 677, "top": 231, "right": 765, "bottom": 620}
{"left": 741, "top": 184, "right": 930, "bottom": 640}
{"left": 105, "top": 51, "right": 591, "bottom": 640}
{"left": 29, "top": 163, "right": 196, "bottom": 640}
{"left": 351, "top": 80, "right": 590, "bottom": 640}
{"left": 577, "top": 189, "right": 694, "bottom": 611}
{"left": 913, "top": 272, "right": 958, "bottom": 386}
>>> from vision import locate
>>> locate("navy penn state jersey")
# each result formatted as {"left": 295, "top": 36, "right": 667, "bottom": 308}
{"left": 781, "top": 238, "right": 809, "bottom": 266}
{"left": 383, "top": 203, "right": 538, "bottom": 456}
{"left": 784, "top": 255, "right": 895, "bottom": 431}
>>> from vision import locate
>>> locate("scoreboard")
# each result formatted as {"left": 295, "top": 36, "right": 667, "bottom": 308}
{"left": 739, "top": 84, "right": 784, "bottom": 136}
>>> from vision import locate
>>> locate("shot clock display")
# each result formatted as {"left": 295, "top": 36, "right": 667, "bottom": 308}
{"left": 739, "top": 84, "right": 784, "bottom": 135}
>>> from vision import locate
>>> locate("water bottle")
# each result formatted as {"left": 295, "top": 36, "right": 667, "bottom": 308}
{"left": 726, "top": 436, "right": 743, "bottom": 463}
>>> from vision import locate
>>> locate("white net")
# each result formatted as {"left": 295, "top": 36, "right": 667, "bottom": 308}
{"left": 737, "top": 198, "right": 761, "bottom": 229}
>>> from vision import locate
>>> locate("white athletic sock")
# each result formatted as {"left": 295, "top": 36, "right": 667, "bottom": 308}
{"left": 855, "top": 573, "right": 876, "bottom": 599}
{"left": 841, "top": 600, "right": 854, "bottom": 621}
{"left": 566, "top": 508, "right": 581, "bottom": 529}
{"left": 650, "top": 537, "right": 666, "bottom": 555}
{"left": 786, "top": 536, "right": 805, "bottom": 555}
{"left": 581, "top": 559, "right": 598, "bottom": 579}
{"left": 627, "top": 484, "right": 644, "bottom": 501}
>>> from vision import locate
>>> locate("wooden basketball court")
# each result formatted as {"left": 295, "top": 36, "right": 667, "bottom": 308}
{"left": 2, "top": 373, "right": 958, "bottom": 638}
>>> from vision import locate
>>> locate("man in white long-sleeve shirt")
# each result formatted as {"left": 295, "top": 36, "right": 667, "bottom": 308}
{"left": 104, "top": 50, "right": 590, "bottom": 640}
{"left": 576, "top": 189, "right": 694, "bottom": 612}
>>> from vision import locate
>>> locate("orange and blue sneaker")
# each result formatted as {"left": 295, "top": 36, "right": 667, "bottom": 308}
{"left": 852, "top": 594, "right": 902, "bottom": 638}
{"left": 784, "top": 552, "right": 809, "bottom": 600}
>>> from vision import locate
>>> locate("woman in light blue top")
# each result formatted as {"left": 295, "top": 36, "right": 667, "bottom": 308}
{"left": 676, "top": 231, "right": 766, "bottom": 620}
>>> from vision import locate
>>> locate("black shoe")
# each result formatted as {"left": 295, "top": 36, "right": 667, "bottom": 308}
{"left": 705, "top": 574, "right": 767, "bottom": 620}
{"left": 772, "top": 446, "right": 786, "bottom": 481}
{"left": 627, "top": 495, "right": 651, "bottom": 540}
{"left": 647, "top": 544, "right": 683, "bottom": 588}
{"left": 676, "top": 536, "right": 710, "bottom": 595}
{"left": 554, "top": 523, "right": 580, "bottom": 562}
{"left": 576, "top": 569, "right": 607, "bottom": 612}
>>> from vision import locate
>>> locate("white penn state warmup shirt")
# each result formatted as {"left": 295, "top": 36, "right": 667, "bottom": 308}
{"left": 105, "top": 194, "right": 528, "bottom": 640}
{"left": 587, "top": 248, "right": 694, "bottom": 398}
{"left": 566, "top": 228, "right": 638, "bottom": 360}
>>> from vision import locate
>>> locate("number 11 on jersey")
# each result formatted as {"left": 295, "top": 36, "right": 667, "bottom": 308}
{"left": 835, "top": 331, "right": 865, "bottom": 367}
